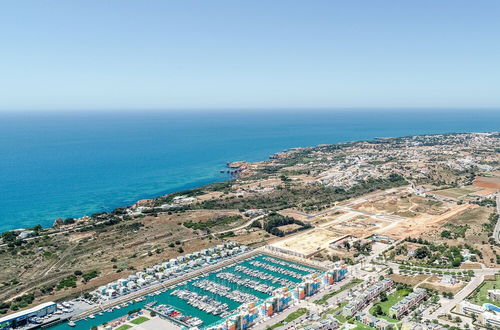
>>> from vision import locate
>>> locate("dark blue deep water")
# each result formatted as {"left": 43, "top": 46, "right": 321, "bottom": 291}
{"left": 1, "top": 109, "right": 499, "bottom": 232}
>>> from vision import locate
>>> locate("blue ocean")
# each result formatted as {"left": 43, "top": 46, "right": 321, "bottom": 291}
{"left": 1, "top": 109, "right": 499, "bottom": 232}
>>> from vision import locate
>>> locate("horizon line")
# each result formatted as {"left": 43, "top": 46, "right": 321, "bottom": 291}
{"left": 1, "top": 106, "right": 500, "bottom": 115}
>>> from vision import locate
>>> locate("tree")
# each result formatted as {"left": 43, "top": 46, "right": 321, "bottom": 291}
{"left": 1, "top": 231, "right": 17, "bottom": 243}
{"left": 379, "top": 292, "right": 388, "bottom": 302}
{"left": 441, "top": 230, "right": 452, "bottom": 239}
{"left": 415, "top": 246, "right": 431, "bottom": 259}
{"left": 373, "top": 304, "right": 383, "bottom": 315}
{"left": 32, "top": 224, "right": 43, "bottom": 234}
{"left": 250, "top": 220, "right": 261, "bottom": 228}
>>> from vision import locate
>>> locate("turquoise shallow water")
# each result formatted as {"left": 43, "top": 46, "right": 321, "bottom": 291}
{"left": 1, "top": 109, "right": 499, "bottom": 232}
{"left": 49, "top": 254, "right": 319, "bottom": 330}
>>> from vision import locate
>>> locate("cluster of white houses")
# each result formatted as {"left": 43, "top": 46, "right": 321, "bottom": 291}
{"left": 456, "top": 301, "right": 500, "bottom": 328}
{"left": 91, "top": 242, "right": 248, "bottom": 300}
{"left": 343, "top": 278, "right": 393, "bottom": 317}
{"left": 389, "top": 288, "right": 427, "bottom": 319}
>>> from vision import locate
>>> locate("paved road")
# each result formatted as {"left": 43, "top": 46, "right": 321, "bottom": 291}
{"left": 493, "top": 194, "right": 500, "bottom": 244}
{"left": 217, "top": 214, "right": 266, "bottom": 234}
{"left": 387, "top": 260, "right": 499, "bottom": 274}
{"left": 424, "top": 274, "right": 485, "bottom": 320}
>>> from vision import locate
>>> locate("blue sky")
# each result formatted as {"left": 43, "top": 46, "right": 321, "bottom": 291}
{"left": 1, "top": 0, "right": 500, "bottom": 111}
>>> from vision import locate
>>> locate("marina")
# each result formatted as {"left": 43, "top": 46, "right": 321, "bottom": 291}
{"left": 215, "top": 273, "right": 274, "bottom": 295}
{"left": 234, "top": 265, "right": 295, "bottom": 287}
{"left": 192, "top": 279, "right": 258, "bottom": 303}
{"left": 248, "top": 260, "right": 305, "bottom": 279}
{"left": 48, "top": 253, "right": 320, "bottom": 330}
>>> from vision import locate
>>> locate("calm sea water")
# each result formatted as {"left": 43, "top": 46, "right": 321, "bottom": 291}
{"left": 1, "top": 109, "right": 499, "bottom": 232}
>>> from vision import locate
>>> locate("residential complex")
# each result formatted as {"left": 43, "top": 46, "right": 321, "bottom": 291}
{"left": 389, "top": 288, "right": 427, "bottom": 319}
{"left": 343, "top": 278, "right": 394, "bottom": 317}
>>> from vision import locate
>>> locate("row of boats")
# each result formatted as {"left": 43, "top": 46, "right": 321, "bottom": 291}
{"left": 248, "top": 261, "right": 304, "bottom": 279}
{"left": 234, "top": 265, "right": 295, "bottom": 287}
{"left": 261, "top": 256, "right": 317, "bottom": 273}
{"left": 171, "top": 289, "right": 231, "bottom": 317}
{"left": 69, "top": 296, "right": 149, "bottom": 326}
{"left": 148, "top": 303, "right": 204, "bottom": 327}
{"left": 192, "top": 279, "right": 258, "bottom": 303}
{"left": 216, "top": 272, "right": 274, "bottom": 295}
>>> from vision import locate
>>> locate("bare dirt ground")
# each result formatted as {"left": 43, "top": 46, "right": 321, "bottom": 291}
{"left": 473, "top": 176, "right": 500, "bottom": 190}
{"left": 432, "top": 187, "right": 482, "bottom": 200}
{"left": 381, "top": 203, "right": 475, "bottom": 239}
{"left": 227, "top": 228, "right": 275, "bottom": 247}
{"left": 270, "top": 228, "right": 344, "bottom": 257}
{"left": 353, "top": 194, "right": 450, "bottom": 217}
{"left": 390, "top": 274, "right": 430, "bottom": 286}
{"left": 0, "top": 209, "right": 253, "bottom": 307}
{"left": 323, "top": 215, "right": 386, "bottom": 238}
{"left": 278, "top": 209, "right": 311, "bottom": 222}
{"left": 307, "top": 210, "right": 347, "bottom": 226}
{"left": 419, "top": 276, "right": 466, "bottom": 295}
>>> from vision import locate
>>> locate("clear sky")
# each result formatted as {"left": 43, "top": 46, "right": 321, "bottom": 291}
{"left": 1, "top": 0, "right": 500, "bottom": 111}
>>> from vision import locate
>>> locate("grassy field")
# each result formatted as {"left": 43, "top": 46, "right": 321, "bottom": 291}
{"left": 267, "top": 308, "right": 308, "bottom": 330}
{"left": 353, "top": 321, "right": 376, "bottom": 329}
{"left": 314, "top": 279, "right": 363, "bottom": 305}
{"left": 369, "top": 289, "right": 411, "bottom": 323}
{"left": 130, "top": 316, "right": 150, "bottom": 325}
{"left": 469, "top": 275, "right": 500, "bottom": 307}
{"left": 115, "top": 325, "right": 132, "bottom": 330}
{"left": 334, "top": 314, "right": 348, "bottom": 323}
{"left": 323, "top": 301, "right": 347, "bottom": 318}
{"left": 433, "top": 187, "right": 478, "bottom": 199}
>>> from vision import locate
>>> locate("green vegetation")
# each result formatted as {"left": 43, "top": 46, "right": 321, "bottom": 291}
{"left": 483, "top": 213, "right": 499, "bottom": 236}
{"left": 127, "top": 308, "right": 142, "bottom": 315}
{"left": 369, "top": 288, "right": 412, "bottom": 322}
{"left": 115, "top": 325, "right": 132, "bottom": 330}
{"left": 82, "top": 270, "right": 100, "bottom": 282}
{"left": 469, "top": 275, "right": 500, "bottom": 307}
{"left": 334, "top": 314, "right": 348, "bottom": 323}
{"left": 57, "top": 275, "right": 77, "bottom": 290}
{"left": 441, "top": 224, "right": 469, "bottom": 239}
{"left": 217, "top": 231, "right": 235, "bottom": 239}
{"left": 130, "top": 316, "right": 150, "bottom": 325}
{"left": 262, "top": 213, "right": 311, "bottom": 237}
{"left": 473, "top": 199, "right": 497, "bottom": 207}
{"left": 267, "top": 308, "right": 308, "bottom": 330}
{"left": 315, "top": 279, "right": 363, "bottom": 305}
{"left": 323, "top": 301, "right": 347, "bottom": 317}
{"left": 196, "top": 173, "right": 407, "bottom": 212}
{"left": 391, "top": 238, "right": 465, "bottom": 268}
{"left": 3, "top": 293, "right": 35, "bottom": 311}
{"left": 183, "top": 215, "right": 242, "bottom": 231}
{"left": 352, "top": 321, "right": 375, "bottom": 330}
